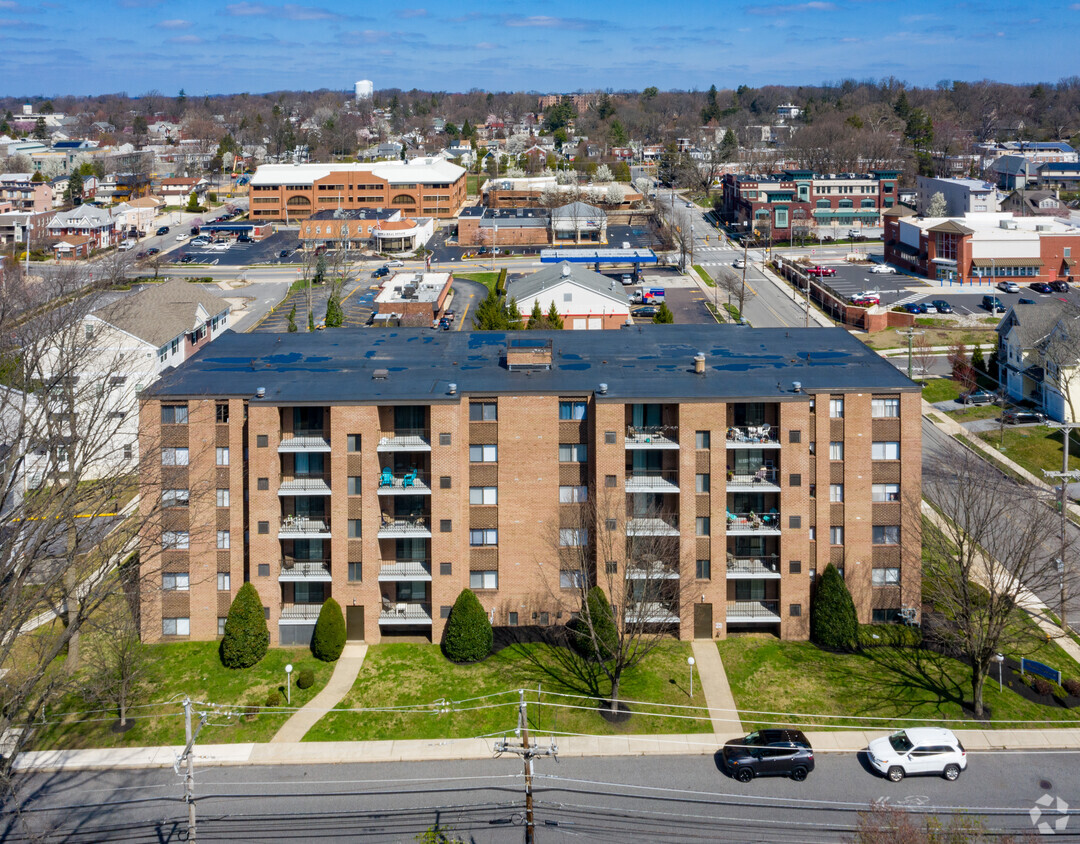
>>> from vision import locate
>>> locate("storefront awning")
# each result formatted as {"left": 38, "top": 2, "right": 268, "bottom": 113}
{"left": 971, "top": 257, "right": 1044, "bottom": 268}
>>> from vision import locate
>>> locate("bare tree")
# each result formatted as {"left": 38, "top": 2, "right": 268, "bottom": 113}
{"left": 712, "top": 265, "right": 748, "bottom": 318}
{"left": 83, "top": 577, "right": 148, "bottom": 729}
{"left": 912, "top": 335, "right": 936, "bottom": 379}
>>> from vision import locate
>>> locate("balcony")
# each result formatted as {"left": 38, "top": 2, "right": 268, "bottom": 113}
{"left": 377, "top": 514, "right": 432, "bottom": 539}
{"left": 377, "top": 429, "right": 431, "bottom": 452}
{"left": 379, "top": 602, "right": 433, "bottom": 625}
{"left": 625, "top": 601, "right": 679, "bottom": 624}
{"left": 278, "top": 473, "right": 332, "bottom": 496}
{"left": 626, "top": 516, "right": 680, "bottom": 537}
{"left": 377, "top": 469, "right": 431, "bottom": 495}
{"left": 626, "top": 560, "right": 680, "bottom": 580}
{"left": 279, "top": 602, "right": 322, "bottom": 623}
{"left": 725, "top": 512, "right": 781, "bottom": 535}
{"left": 725, "top": 469, "right": 780, "bottom": 492}
{"left": 278, "top": 432, "right": 331, "bottom": 453}
{"left": 378, "top": 560, "right": 433, "bottom": 581}
{"left": 726, "top": 556, "right": 782, "bottom": 579}
{"left": 726, "top": 600, "right": 781, "bottom": 622}
{"left": 625, "top": 470, "right": 679, "bottom": 493}
{"left": 278, "top": 559, "right": 332, "bottom": 582}
{"left": 625, "top": 426, "right": 679, "bottom": 450}
{"left": 278, "top": 516, "right": 331, "bottom": 539}
{"left": 725, "top": 425, "right": 780, "bottom": 449}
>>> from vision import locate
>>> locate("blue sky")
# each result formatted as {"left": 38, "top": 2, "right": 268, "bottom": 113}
{"left": 0, "top": 0, "right": 1073, "bottom": 98}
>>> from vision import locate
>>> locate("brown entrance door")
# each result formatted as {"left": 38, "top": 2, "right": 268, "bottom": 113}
{"left": 694, "top": 603, "right": 713, "bottom": 639}
{"left": 346, "top": 605, "right": 365, "bottom": 641}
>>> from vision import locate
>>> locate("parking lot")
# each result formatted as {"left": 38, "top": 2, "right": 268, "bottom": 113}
{"left": 799, "top": 259, "right": 929, "bottom": 309}
{"left": 170, "top": 230, "right": 301, "bottom": 267}
{"left": 252, "top": 277, "right": 382, "bottom": 333}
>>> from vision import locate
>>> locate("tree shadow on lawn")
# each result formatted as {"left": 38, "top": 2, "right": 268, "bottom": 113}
{"left": 491, "top": 626, "right": 607, "bottom": 701}
{"left": 849, "top": 645, "right": 979, "bottom": 722}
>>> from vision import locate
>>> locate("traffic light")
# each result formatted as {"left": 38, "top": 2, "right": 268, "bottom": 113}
{"left": 705, "top": 235, "right": 710, "bottom": 243}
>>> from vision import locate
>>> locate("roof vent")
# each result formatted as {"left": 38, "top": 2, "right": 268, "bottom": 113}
{"left": 448, "top": 382, "right": 457, "bottom": 395}
{"left": 598, "top": 383, "right": 608, "bottom": 394}
{"left": 561, "top": 264, "right": 571, "bottom": 278}
{"left": 793, "top": 381, "right": 802, "bottom": 393}
{"left": 256, "top": 387, "right": 265, "bottom": 398}
{"left": 372, "top": 369, "right": 389, "bottom": 380}
{"left": 694, "top": 353, "right": 705, "bottom": 374}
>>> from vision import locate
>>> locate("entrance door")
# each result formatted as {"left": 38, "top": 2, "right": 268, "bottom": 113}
{"left": 693, "top": 603, "right": 713, "bottom": 639}
{"left": 346, "top": 605, "right": 365, "bottom": 641}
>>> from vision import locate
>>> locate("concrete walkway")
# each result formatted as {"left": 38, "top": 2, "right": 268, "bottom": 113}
{"left": 270, "top": 643, "right": 367, "bottom": 743}
{"left": 691, "top": 640, "right": 743, "bottom": 734}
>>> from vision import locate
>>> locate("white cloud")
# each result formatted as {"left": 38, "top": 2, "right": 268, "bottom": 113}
{"left": 749, "top": 2, "right": 835, "bottom": 15}
{"left": 158, "top": 18, "right": 190, "bottom": 29}
{"left": 399, "top": 7, "right": 426, "bottom": 18}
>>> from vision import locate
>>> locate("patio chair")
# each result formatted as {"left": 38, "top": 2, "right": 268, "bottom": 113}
{"left": 379, "top": 468, "right": 393, "bottom": 487}
{"left": 381, "top": 511, "right": 394, "bottom": 528}
{"left": 381, "top": 596, "right": 394, "bottom": 614}
{"left": 758, "top": 423, "right": 772, "bottom": 441}
{"left": 753, "top": 467, "right": 768, "bottom": 484}
{"left": 395, "top": 602, "right": 408, "bottom": 617}
{"left": 402, "top": 469, "right": 417, "bottom": 488}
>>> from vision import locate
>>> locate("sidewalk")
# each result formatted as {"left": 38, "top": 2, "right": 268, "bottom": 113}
{"left": 270, "top": 643, "right": 367, "bottom": 743}
{"left": 691, "top": 640, "right": 743, "bottom": 734}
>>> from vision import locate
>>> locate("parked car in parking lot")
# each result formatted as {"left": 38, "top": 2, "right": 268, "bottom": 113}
{"left": 146, "top": 247, "right": 160, "bottom": 256}
{"left": 998, "top": 281, "right": 1020, "bottom": 293}
{"left": 982, "top": 295, "right": 1006, "bottom": 313}
{"left": 902, "top": 303, "right": 926, "bottom": 314}
{"left": 868, "top": 264, "right": 896, "bottom": 274}
{"left": 1050, "top": 280, "right": 1070, "bottom": 292}
{"left": 866, "top": 728, "right": 966, "bottom": 782}
{"left": 959, "top": 389, "right": 997, "bottom": 405}
{"left": 1030, "top": 282, "right": 1054, "bottom": 294}
{"left": 386, "top": 259, "right": 405, "bottom": 268}
{"left": 1018, "top": 297, "right": 1036, "bottom": 304}
{"left": 722, "top": 729, "right": 815, "bottom": 783}
{"left": 807, "top": 265, "right": 836, "bottom": 277}
{"left": 372, "top": 266, "right": 390, "bottom": 278}
{"left": 631, "top": 306, "right": 658, "bottom": 317}
{"left": 279, "top": 249, "right": 292, "bottom": 258}
{"left": 1003, "top": 408, "right": 1047, "bottom": 424}
{"left": 179, "top": 255, "right": 196, "bottom": 263}
{"left": 931, "top": 300, "right": 953, "bottom": 313}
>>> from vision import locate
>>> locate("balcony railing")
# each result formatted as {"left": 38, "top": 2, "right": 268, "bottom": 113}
{"left": 725, "top": 469, "right": 779, "bottom": 488}
{"left": 378, "top": 560, "right": 433, "bottom": 581}
{"left": 278, "top": 473, "right": 332, "bottom": 495}
{"left": 278, "top": 432, "right": 331, "bottom": 452}
{"left": 278, "top": 559, "right": 332, "bottom": 580}
{"left": 377, "top": 429, "right": 431, "bottom": 452}
{"left": 725, "top": 512, "right": 781, "bottom": 533}
{"left": 726, "top": 600, "right": 781, "bottom": 621}
{"left": 378, "top": 602, "right": 433, "bottom": 624}
{"left": 377, "top": 469, "right": 431, "bottom": 494}
{"left": 625, "top": 601, "right": 679, "bottom": 624}
{"left": 625, "top": 426, "right": 680, "bottom": 449}
{"left": 626, "top": 560, "right": 680, "bottom": 580}
{"left": 726, "top": 556, "right": 781, "bottom": 577}
{"left": 279, "top": 516, "right": 330, "bottom": 536}
{"left": 626, "top": 516, "right": 680, "bottom": 536}
{"left": 625, "top": 470, "right": 680, "bottom": 493}
{"left": 377, "top": 514, "right": 432, "bottom": 538}
{"left": 279, "top": 603, "right": 322, "bottom": 622}
{"left": 725, "top": 425, "right": 780, "bottom": 447}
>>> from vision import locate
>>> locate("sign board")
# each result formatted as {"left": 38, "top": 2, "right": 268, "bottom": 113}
{"left": 1021, "top": 657, "right": 1061, "bottom": 685}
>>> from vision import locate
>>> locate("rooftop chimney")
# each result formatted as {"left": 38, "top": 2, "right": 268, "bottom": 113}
{"left": 694, "top": 353, "right": 705, "bottom": 374}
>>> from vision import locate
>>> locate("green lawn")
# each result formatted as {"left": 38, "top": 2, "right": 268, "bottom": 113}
{"left": 718, "top": 633, "right": 1080, "bottom": 731}
{"left": 466, "top": 174, "right": 482, "bottom": 196}
{"left": 33, "top": 642, "right": 335, "bottom": 749}
{"left": 692, "top": 265, "right": 715, "bottom": 287}
{"left": 455, "top": 272, "right": 500, "bottom": 295}
{"left": 862, "top": 328, "right": 996, "bottom": 352}
{"left": 947, "top": 405, "right": 1002, "bottom": 422}
{"left": 976, "top": 425, "right": 1080, "bottom": 478}
{"left": 304, "top": 642, "right": 712, "bottom": 742}
{"left": 918, "top": 379, "right": 961, "bottom": 403}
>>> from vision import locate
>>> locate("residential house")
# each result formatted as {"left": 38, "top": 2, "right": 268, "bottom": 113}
{"left": 0, "top": 174, "right": 52, "bottom": 213}
{"left": 997, "top": 299, "right": 1080, "bottom": 422}
{"left": 159, "top": 177, "right": 209, "bottom": 206}
{"left": 916, "top": 176, "right": 1002, "bottom": 216}
{"left": 47, "top": 205, "right": 117, "bottom": 252}
{"left": 1003, "top": 190, "right": 1065, "bottom": 217}
{"left": 506, "top": 262, "right": 630, "bottom": 329}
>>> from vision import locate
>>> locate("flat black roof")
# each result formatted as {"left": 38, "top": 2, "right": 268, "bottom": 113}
{"left": 147, "top": 326, "right": 918, "bottom": 404}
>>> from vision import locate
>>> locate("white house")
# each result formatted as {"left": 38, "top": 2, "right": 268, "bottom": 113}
{"left": 505, "top": 262, "right": 630, "bottom": 330}
{"left": 997, "top": 298, "right": 1080, "bottom": 422}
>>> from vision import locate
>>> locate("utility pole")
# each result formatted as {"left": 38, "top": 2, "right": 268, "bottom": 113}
{"left": 896, "top": 326, "right": 925, "bottom": 379}
{"left": 494, "top": 690, "right": 558, "bottom": 844}
{"left": 1043, "top": 420, "right": 1080, "bottom": 632}
{"left": 177, "top": 697, "right": 210, "bottom": 842}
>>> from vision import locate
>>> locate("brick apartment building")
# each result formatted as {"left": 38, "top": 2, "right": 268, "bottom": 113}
{"left": 720, "top": 170, "right": 901, "bottom": 239}
{"left": 138, "top": 326, "right": 922, "bottom": 648}
{"left": 248, "top": 158, "right": 467, "bottom": 222}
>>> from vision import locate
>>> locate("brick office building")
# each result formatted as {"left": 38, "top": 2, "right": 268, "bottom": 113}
{"left": 138, "top": 326, "right": 922, "bottom": 647}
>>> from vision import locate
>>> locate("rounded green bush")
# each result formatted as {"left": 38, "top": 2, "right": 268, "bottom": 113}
{"left": 810, "top": 563, "right": 859, "bottom": 651}
{"left": 265, "top": 691, "right": 283, "bottom": 707}
{"left": 442, "top": 589, "right": 493, "bottom": 663}
{"left": 311, "top": 597, "right": 346, "bottom": 662}
{"left": 572, "top": 586, "right": 618, "bottom": 661}
{"left": 220, "top": 582, "right": 269, "bottom": 669}
{"left": 296, "top": 668, "right": 315, "bottom": 690}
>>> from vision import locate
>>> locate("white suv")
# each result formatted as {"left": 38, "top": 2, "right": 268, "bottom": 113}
{"left": 867, "top": 728, "right": 967, "bottom": 782}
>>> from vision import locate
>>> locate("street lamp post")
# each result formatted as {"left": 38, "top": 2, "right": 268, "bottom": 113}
{"left": 285, "top": 663, "right": 293, "bottom": 705}
{"left": 687, "top": 656, "right": 695, "bottom": 698}
{"left": 991, "top": 653, "right": 1004, "bottom": 693}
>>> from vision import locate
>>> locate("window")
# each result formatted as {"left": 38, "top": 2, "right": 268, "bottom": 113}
{"left": 470, "top": 486, "right": 498, "bottom": 505}
{"left": 162, "top": 488, "right": 189, "bottom": 507}
{"left": 560, "top": 528, "right": 588, "bottom": 546}
{"left": 344, "top": 476, "right": 361, "bottom": 495}
{"left": 829, "top": 526, "right": 844, "bottom": 545}
{"left": 790, "top": 473, "right": 801, "bottom": 487}
{"left": 217, "top": 530, "right": 230, "bottom": 549}
{"left": 469, "top": 402, "right": 497, "bottom": 421}
{"left": 256, "top": 434, "right": 268, "bottom": 448}
{"left": 470, "top": 570, "right": 498, "bottom": 589}
{"left": 790, "top": 560, "right": 802, "bottom": 574}
{"left": 123, "top": 444, "right": 133, "bottom": 460}
{"left": 605, "top": 475, "right": 617, "bottom": 488}
{"left": 217, "top": 572, "right": 231, "bottom": 591}
{"left": 508, "top": 612, "right": 518, "bottom": 626}
{"left": 829, "top": 441, "right": 844, "bottom": 460}
{"left": 347, "top": 434, "right": 362, "bottom": 452}
{"left": 829, "top": 398, "right": 844, "bottom": 418}
{"left": 162, "top": 531, "right": 189, "bottom": 550}
{"left": 161, "top": 405, "right": 188, "bottom": 424}
{"left": 789, "top": 515, "right": 801, "bottom": 529}
{"left": 440, "top": 519, "right": 452, "bottom": 533}
{"left": 808, "top": 441, "right": 816, "bottom": 455}
{"left": 790, "top": 604, "right": 802, "bottom": 617}
{"left": 216, "top": 403, "right": 229, "bottom": 424}
{"left": 559, "top": 400, "right": 587, "bottom": 420}
{"left": 218, "top": 617, "right": 227, "bottom": 635}
{"left": 440, "top": 562, "right": 452, "bottom": 576}
{"left": 696, "top": 516, "right": 710, "bottom": 536}
{"left": 606, "top": 560, "right": 617, "bottom": 574}
{"left": 873, "top": 525, "right": 900, "bottom": 545}
{"left": 789, "top": 430, "right": 801, "bottom": 443}
{"left": 162, "top": 617, "right": 190, "bottom": 636}
{"left": 161, "top": 447, "right": 189, "bottom": 466}
{"left": 439, "top": 605, "right": 452, "bottom": 619}
{"left": 559, "top": 485, "right": 587, "bottom": 503}
{"left": 605, "top": 431, "right": 616, "bottom": 444}
{"left": 872, "top": 483, "right": 900, "bottom": 503}
{"left": 560, "top": 570, "right": 585, "bottom": 588}
{"left": 696, "top": 474, "right": 710, "bottom": 493}
{"left": 872, "top": 567, "right": 901, "bottom": 586}
{"left": 559, "top": 443, "right": 587, "bottom": 463}
{"left": 871, "top": 398, "right": 900, "bottom": 418}
{"left": 257, "top": 477, "right": 269, "bottom": 491}
{"left": 348, "top": 519, "right": 362, "bottom": 539}
{"left": 216, "top": 447, "right": 229, "bottom": 466}
{"left": 809, "top": 526, "right": 816, "bottom": 541}
{"left": 470, "top": 529, "right": 498, "bottom": 546}
{"left": 440, "top": 476, "right": 451, "bottom": 489}
{"left": 163, "top": 572, "right": 189, "bottom": 591}
{"left": 469, "top": 444, "right": 497, "bottom": 462}
{"left": 539, "top": 612, "right": 550, "bottom": 625}
{"left": 439, "top": 433, "right": 451, "bottom": 446}
{"left": 216, "top": 488, "right": 230, "bottom": 507}
{"left": 696, "top": 559, "right": 711, "bottom": 579}
{"left": 829, "top": 484, "right": 844, "bottom": 503}
{"left": 348, "top": 562, "right": 362, "bottom": 581}
{"left": 872, "top": 441, "right": 900, "bottom": 460}
{"left": 257, "top": 521, "right": 269, "bottom": 535}
{"left": 696, "top": 430, "right": 710, "bottom": 449}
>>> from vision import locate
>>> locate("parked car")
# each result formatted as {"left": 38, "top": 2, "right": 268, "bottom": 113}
{"left": 998, "top": 281, "right": 1020, "bottom": 293}
{"left": 621, "top": 274, "right": 633, "bottom": 285}
{"left": 1050, "top": 280, "right": 1070, "bottom": 292}
{"left": 155, "top": 226, "right": 170, "bottom": 236}
{"left": 175, "top": 233, "right": 188, "bottom": 241}
{"left": 279, "top": 249, "right": 292, "bottom": 258}
{"left": 902, "top": 303, "right": 926, "bottom": 314}
{"left": 868, "top": 264, "right": 896, "bottom": 274}
{"left": 1030, "top": 282, "right": 1054, "bottom": 294}
{"left": 1018, "top": 297, "right": 1036, "bottom": 305}
{"left": 146, "top": 247, "right": 160, "bottom": 256}
{"left": 931, "top": 300, "right": 953, "bottom": 313}
{"left": 179, "top": 255, "right": 196, "bottom": 263}
{"left": 1003, "top": 408, "right": 1047, "bottom": 424}
{"left": 237, "top": 234, "right": 253, "bottom": 243}
{"left": 866, "top": 728, "right": 967, "bottom": 782}
{"left": 632, "top": 306, "right": 659, "bottom": 317}
{"left": 807, "top": 265, "right": 836, "bottom": 277}
{"left": 722, "top": 729, "right": 815, "bottom": 783}
{"left": 135, "top": 251, "right": 147, "bottom": 259}
{"left": 982, "top": 295, "right": 1006, "bottom": 313}
{"left": 191, "top": 237, "right": 210, "bottom": 246}
{"left": 372, "top": 266, "right": 390, "bottom": 278}
{"left": 852, "top": 290, "right": 881, "bottom": 304}
{"left": 959, "top": 389, "right": 997, "bottom": 405}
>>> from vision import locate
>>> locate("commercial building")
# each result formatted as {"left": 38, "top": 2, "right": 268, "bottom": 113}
{"left": 506, "top": 262, "right": 630, "bottom": 329}
{"left": 248, "top": 158, "right": 467, "bottom": 222}
{"left": 372, "top": 272, "right": 453, "bottom": 326}
{"left": 481, "top": 177, "right": 642, "bottom": 210}
{"left": 915, "top": 176, "right": 1002, "bottom": 217}
{"left": 457, "top": 203, "right": 609, "bottom": 247}
{"left": 138, "top": 326, "right": 922, "bottom": 648}
{"left": 299, "top": 209, "right": 402, "bottom": 250}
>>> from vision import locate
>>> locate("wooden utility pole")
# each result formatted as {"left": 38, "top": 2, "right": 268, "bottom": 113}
{"left": 177, "top": 697, "right": 210, "bottom": 842}
{"left": 494, "top": 690, "right": 558, "bottom": 843}
{"left": 896, "top": 327, "right": 925, "bottom": 379}
{"left": 1043, "top": 420, "right": 1080, "bottom": 631}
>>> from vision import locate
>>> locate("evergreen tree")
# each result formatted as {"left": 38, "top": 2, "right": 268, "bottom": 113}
{"left": 311, "top": 597, "right": 346, "bottom": 661}
{"left": 185, "top": 191, "right": 200, "bottom": 212}
{"left": 220, "top": 582, "right": 269, "bottom": 669}
{"left": 572, "top": 587, "right": 618, "bottom": 661}
{"left": 652, "top": 302, "right": 674, "bottom": 324}
{"left": 719, "top": 129, "right": 738, "bottom": 162}
{"left": 545, "top": 301, "right": 563, "bottom": 329}
{"left": 308, "top": 309, "right": 315, "bottom": 332}
{"left": 325, "top": 294, "right": 344, "bottom": 327}
{"left": 287, "top": 303, "right": 298, "bottom": 332}
{"left": 65, "top": 170, "right": 84, "bottom": 206}
{"left": 313, "top": 254, "right": 326, "bottom": 285}
{"left": 595, "top": 93, "right": 616, "bottom": 120}
{"left": 442, "top": 589, "right": 493, "bottom": 663}
{"left": 810, "top": 563, "right": 859, "bottom": 650}
{"left": 527, "top": 300, "right": 545, "bottom": 329}
{"left": 33, "top": 117, "right": 47, "bottom": 140}
{"left": 506, "top": 297, "right": 522, "bottom": 328}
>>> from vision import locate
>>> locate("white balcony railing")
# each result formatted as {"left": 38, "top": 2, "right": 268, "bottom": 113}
{"left": 279, "top": 603, "right": 322, "bottom": 622}
{"left": 725, "top": 425, "right": 780, "bottom": 448}
{"left": 378, "top": 561, "right": 433, "bottom": 581}
{"left": 726, "top": 556, "right": 781, "bottom": 578}
{"left": 726, "top": 600, "right": 781, "bottom": 621}
{"left": 625, "top": 426, "right": 680, "bottom": 449}
{"left": 278, "top": 560, "right": 332, "bottom": 581}
{"left": 377, "top": 429, "right": 431, "bottom": 452}
{"left": 625, "top": 471, "right": 679, "bottom": 493}
{"left": 377, "top": 514, "right": 432, "bottom": 538}
{"left": 626, "top": 516, "right": 680, "bottom": 537}
{"left": 379, "top": 602, "right": 433, "bottom": 624}
{"left": 278, "top": 516, "right": 330, "bottom": 537}
{"left": 277, "top": 433, "right": 331, "bottom": 453}
{"left": 725, "top": 512, "right": 781, "bottom": 534}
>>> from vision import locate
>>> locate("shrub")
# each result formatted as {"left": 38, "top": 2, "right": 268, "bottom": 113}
{"left": 442, "top": 589, "right": 492, "bottom": 663}
{"left": 220, "top": 582, "right": 269, "bottom": 668}
{"left": 1031, "top": 676, "right": 1052, "bottom": 696}
{"left": 265, "top": 691, "right": 282, "bottom": 707}
{"left": 857, "top": 624, "right": 922, "bottom": 649}
{"left": 1063, "top": 678, "right": 1080, "bottom": 697}
{"left": 811, "top": 563, "right": 859, "bottom": 651}
{"left": 311, "top": 597, "right": 346, "bottom": 662}
{"left": 296, "top": 668, "right": 315, "bottom": 690}
{"left": 572, "top": 586, "right": 618, "bottom": 661}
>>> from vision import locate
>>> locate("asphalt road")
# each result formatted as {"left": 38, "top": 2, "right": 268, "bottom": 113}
{"left": 5, "top": 751, "right": 1076, "bottom": 842}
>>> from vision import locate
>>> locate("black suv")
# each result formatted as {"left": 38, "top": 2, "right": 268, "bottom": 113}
{"left": 722, "top": 729, "right": 814, "bottom": 782}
